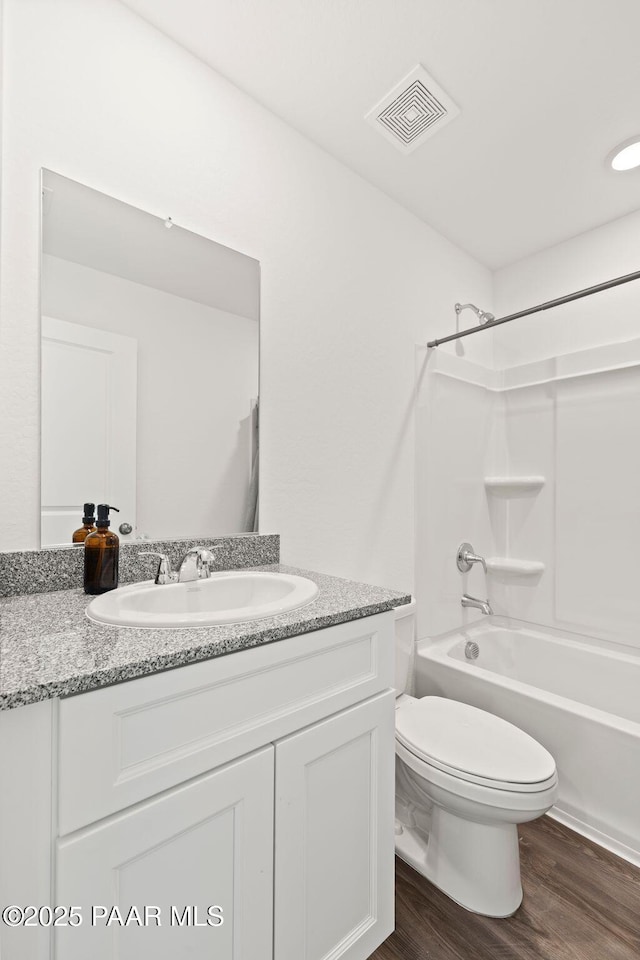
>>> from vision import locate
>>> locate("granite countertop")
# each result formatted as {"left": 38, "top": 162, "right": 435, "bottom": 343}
{"left": 0, "top": 564, "right": 411, "bottom": 710}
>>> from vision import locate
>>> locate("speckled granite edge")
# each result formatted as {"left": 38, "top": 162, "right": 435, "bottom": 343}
{"left": 0, "top": 601, "right": 410, "bottom": 710}
{"left": 0, "top": 564, "right": 411, "bottom": 710}
{"left": 0, "top": 534, "right": 279, "bottom": 598}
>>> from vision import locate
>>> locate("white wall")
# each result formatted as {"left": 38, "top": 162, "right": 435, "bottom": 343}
{"left": 494, "top": 207, "right": 640, "bottom": 367}
{"left": 42, "top": 255, "right": 258, "bottom": 540}
{"left": 0, "top": 0, "right": 491, "bottom": 593}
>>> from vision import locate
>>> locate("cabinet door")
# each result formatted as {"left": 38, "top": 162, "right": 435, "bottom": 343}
{"left": 55, "top": 746, "right": 273, "bottom": 960}
{"left": 274, "top": 691, "right": 395, "bottom": 960}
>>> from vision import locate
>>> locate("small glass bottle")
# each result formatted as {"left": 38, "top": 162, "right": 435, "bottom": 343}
{"left": 72, "top": 503, "right": 97, "bottom": 543}
{"left": 84, "top": 504, "right": 120, "bottom": 594}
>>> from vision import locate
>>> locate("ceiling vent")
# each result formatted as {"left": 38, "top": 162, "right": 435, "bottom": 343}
{"left": 365, "top": 65, "right": 459, "bottom": 154}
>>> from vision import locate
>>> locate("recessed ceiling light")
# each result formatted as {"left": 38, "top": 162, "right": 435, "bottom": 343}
{"left": 609, "top": 136, "right": 640, "bottom": 171}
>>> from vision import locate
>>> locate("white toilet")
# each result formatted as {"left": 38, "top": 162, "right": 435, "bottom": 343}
{"left": 393, "top": 603, "right": 558, "bottom": 917}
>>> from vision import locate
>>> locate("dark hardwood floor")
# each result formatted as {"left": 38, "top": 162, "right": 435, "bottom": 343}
{"left": 372, "top": 816, "right": 640, "bottom": 960}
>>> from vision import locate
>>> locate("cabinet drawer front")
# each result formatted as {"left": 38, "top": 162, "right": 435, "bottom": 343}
{"left": 58, "top": 613, "right": 393, "bottom": 834}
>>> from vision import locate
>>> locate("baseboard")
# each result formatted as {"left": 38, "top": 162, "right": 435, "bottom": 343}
{"left": 547, "top": 807, "right": 640, "bottom": 868}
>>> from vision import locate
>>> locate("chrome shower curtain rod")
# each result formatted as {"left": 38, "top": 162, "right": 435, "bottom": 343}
{"left": 427, "top": 268, "right": 640, "bottom": 348}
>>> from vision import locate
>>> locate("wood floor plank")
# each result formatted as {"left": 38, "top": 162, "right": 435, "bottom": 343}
{"left": 371, "top": 816, "right": 640, "bottom": 960}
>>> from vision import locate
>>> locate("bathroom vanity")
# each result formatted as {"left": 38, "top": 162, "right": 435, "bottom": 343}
{"left": 0, "top": 155, "right": 413, "bottom": 960}
{"left": 0, "top": 549, "right": 410, "bottom": 960}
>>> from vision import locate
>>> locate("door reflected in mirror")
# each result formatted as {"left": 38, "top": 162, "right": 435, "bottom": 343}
{"left": 40, "top": 170, "right": 260, "bottom": 546}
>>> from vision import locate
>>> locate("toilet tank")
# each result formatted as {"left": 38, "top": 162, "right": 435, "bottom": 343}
{"left": 394, "top": 600, "right": 416, "bottom": 696}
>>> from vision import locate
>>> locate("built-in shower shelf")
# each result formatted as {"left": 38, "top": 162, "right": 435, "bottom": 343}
{"left": 486, "top": 558, "right": 545, "bottom": 577}
{"left": 484, "top": 476, "right": 546, "bottom": 496}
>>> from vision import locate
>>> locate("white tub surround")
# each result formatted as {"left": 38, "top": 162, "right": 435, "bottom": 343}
{"left": 415, "top": 619, "right": 640, "bottom": 866}
{"left": 417, "top": 334, "right": 640, "bottom": 642}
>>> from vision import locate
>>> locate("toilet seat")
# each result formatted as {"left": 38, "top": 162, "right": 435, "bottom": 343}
{"left": 396, "top": 696, "right": 556, "bottom": 793}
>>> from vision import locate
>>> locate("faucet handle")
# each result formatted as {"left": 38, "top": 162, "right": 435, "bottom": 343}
{"left": 456, "top": 542, "right": 487, "bottom": 574}
{"left": 195, "top": 547, "right": 218, "bottom": 578}
{"left": 140, "top": 551, "right": 177, "bottom": 585}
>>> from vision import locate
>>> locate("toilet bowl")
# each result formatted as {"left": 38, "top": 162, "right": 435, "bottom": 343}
{"left": 392, "top": 604, "right": 558, "bottom": 917}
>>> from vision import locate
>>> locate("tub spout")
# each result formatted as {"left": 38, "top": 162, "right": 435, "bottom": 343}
{"left": 461, "top": 594, "right": 493, "bottom": 616}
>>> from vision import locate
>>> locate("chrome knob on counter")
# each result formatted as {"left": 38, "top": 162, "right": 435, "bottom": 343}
{"left": 119, "top": 522, "right": 133, "bottom": 535}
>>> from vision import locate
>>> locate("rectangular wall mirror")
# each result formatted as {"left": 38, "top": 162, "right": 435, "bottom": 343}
{"left": 40, "top": 170, "right": 260, "bottom": 546}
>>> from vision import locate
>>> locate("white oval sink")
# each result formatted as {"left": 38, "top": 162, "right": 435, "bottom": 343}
{"left": 86, "top": 571, "right": 319, "bottom": 628}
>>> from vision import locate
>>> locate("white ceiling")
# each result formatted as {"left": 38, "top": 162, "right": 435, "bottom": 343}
{"left": 120, "top": 0, "right": 640, "bottom": 269}
{"left": 42, "top": 170, "right": 259, "bottom": 320}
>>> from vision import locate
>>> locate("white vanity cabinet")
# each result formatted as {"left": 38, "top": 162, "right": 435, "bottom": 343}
{"left": 0, "top": 611, "right": 396, "bottom": 960}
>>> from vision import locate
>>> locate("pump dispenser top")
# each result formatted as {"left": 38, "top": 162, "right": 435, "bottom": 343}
{"left": 72, "top": 502, "right": 96, "bottom": 543}
{"left": 84, "top": 504, "right": 120, "bottom": 594}
{"left": 96, "top": 503, "right": 118, "bottom": 527}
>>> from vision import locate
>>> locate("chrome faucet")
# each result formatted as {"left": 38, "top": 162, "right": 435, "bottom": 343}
{"left": 456, "top": 542, "right": 487, "bottom": 573}
{"left": 141, "top": 547, "right": 219, "bottom": 585}
{"left": 177, "top": 547, "right": 218, "bottom": 582}
{"left": 461, "top": 594, "right": 493, "bottom": 616}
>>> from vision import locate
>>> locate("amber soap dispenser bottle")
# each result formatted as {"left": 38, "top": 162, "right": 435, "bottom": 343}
{"left": 72, "top": 502, "right": 97, "bottom": 543}
{"left": 84, "top": 504, "right": 120, "bottom": 594}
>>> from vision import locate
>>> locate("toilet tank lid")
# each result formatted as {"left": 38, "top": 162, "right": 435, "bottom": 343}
{"left": 396, "top": 696, "right": 556, "bottom": 785}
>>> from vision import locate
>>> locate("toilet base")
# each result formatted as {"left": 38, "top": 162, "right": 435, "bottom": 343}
{"left": 395, "top": 805, "right": 523, "bottom": 918}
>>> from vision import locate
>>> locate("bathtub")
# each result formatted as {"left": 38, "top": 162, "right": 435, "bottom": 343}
{"left": 414, "top": 618, "right": 640, "bottom": 866}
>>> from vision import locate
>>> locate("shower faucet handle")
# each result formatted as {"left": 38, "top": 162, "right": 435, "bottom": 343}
{"left": 456, "top": 542, "right": 487, "bottom": 574}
